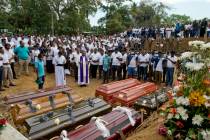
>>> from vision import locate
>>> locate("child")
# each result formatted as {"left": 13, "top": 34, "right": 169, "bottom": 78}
{"left": 35, "top": 53, "right": 45, "bottom": 89}
{"left": 102, "top": 52, "right": 111, "bottom": 84}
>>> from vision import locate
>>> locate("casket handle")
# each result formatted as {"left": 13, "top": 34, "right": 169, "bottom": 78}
{"left": 75, "top": 125, "right": 83, "bottom": 130}
{"left": 49, "top": 136, "right": 59, "bottom": 140}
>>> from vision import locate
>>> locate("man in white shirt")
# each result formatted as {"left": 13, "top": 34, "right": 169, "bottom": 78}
{"left": 155, "top": 53, "right": 164, "bottom": 85}
{"left": 3, "top": 44, "right": 16, "bottom": 88}
{"left": 98, "top": 49, "right": 104, "bottom": 79}
{"left": 138, "top": 51, "right": 149, "bottom": 81}
{"left": 166, "top": 51, "right": 177, "bottom": 87}
{"left": 53, "top": 51, "right": 66, "bottom": 87}
{"left": 0, "top": 46, "right": 5, "bottom": 91}
{"left": 89, "top": 49, "right": 100, "bottom": 78}
{"left": 72, "top": 48, "right": 81, "bottom": 82}
{"left": 127, "top": 51, "right": 137, "bottom": 78}
{"left": 121, "top": 49, "right": 127, "bottom": 79}
{"left": 111, "top": 49, "right": 122, "bottom": 80}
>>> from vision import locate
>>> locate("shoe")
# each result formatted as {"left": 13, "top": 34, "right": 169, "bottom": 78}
{"left": 14, "top": 77, "right": 18, "bottom": 79}
{"left": 9, "top": 83, "right": 16, "bottom": 86}
{"left": 4, "top": 85, "right": 9, "bottom": 88}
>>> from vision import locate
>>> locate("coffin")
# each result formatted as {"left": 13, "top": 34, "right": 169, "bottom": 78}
{"left": 4, "top": 86, "right": 72, "bottom": 105}
{"left": 63, "top": 108, "right": 141, "bottom": 140}
{"left": 25, "top": 98, "right": 111, "bottom": 140}
{"left": 95, "top": 79, "right": 141, "bottom": 103}
{"left": 10, "top": 92, "right": 83, "bottom": 125}
{"left": 113, "top": 82, "right": 157, "bottom": 107}
{"left": 134, "top": 89, "right": 169, "bottom": 115}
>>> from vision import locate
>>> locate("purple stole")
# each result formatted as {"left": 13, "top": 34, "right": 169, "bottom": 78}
{"left": 79, "top": 56, "right": 89, "bottom": 83}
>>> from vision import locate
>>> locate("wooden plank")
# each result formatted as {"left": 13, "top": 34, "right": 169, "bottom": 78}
{"left": 4, "top": 86, "right": 72, "bottom": 105}
{"left": 10, "top": 93, "right": 83, "bottom": 125}
{"left": 25, "top": 98, "right": 111, "bottom": 140}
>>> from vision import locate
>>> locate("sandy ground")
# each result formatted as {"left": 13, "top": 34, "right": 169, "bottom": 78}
{"left": 0, "top": 67, "right": 165, "bottom": 140}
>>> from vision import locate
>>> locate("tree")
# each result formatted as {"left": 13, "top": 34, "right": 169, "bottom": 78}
{"left": 163, "top": 14, "right": 192, "bottom": 26}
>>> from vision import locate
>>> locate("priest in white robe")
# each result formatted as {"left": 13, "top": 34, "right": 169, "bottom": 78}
{"left": 78, "top": 51, "right": 89, "bottom": 86}
{"left": 53, "top": 51, "right": 66, "bottom": 87}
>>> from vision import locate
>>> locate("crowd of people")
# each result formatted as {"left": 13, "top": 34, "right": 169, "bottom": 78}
{"left": 127, "top": 19, "right": 210, "bottom": 39}
{"left": 0, "top": 33, "right": 180, "bottom": 93}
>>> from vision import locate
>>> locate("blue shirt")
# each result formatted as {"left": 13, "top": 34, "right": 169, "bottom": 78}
{"left": 103, "top": 55, "right": 111, "bottom": 71}
{"left": 35, "top": 59, "right": 45, "bottom": 77}
{"left": 14, "top": 46, "right": 29, "bottom": 60}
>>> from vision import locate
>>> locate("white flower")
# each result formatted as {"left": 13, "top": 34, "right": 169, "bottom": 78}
{"left": 175, "top": 114, "right": 180, "bottom": 119}
{"left": 54, "top": 118, "right": 60, "bottom": 125}
{"left": 176, "top": 96, "right": 190, "bottom": 106}
{"left": 192, "top": 115, "right": 204, "bottom": 126}
{"left": 177, "top": 106, "right": 188, "bottom": 120}
{"left": 167, "top": 130, "right": 172, "bottom": 136}
{"left": 181, "top": 113, "right": 189, "bottom": 120}
{"left": 36, "top": 104, "right": 41, "bottom": 110}
{"left": 201, "top": 43, "right": 210, "bottom": 50}
{"left": 204, "top": 95, "right": 210, "bottom": 108}
{"left": 167, "top": 113, "right": 173, "bottom": 120}
{"left": 185, "top": 62, "right": 205, "bottom": 71}
{"left": 179, "top": 52, "right": 194, "bottom": 60}
{"left": 188, "top": 40, "right": 205, "bottom": 47}
{"left": 201, "top": 130, "right": 210, "bottom": 140}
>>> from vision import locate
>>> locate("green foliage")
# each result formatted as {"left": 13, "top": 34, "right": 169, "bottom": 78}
{"left": 163, "top": 14, "right": 192, "bottom": 26}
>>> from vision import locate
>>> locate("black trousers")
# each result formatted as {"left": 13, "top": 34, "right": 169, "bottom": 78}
{"left": 112, "top": 65, "right": 121, "bottom": 81}
{"left": 121, "top": 63, "right": 127, "bottom": 79}
{"left": 103, "top": 70, "right": 109, "bottom": 83}
{"left": 91, "top": 65, "right": 98, "bottom": 78}
{"left": 10, "top": 62, "right": 16, "bottom": 78}
{"left": 74, "top": 63, "right": 78, "bottom": 81}
{"left": 37, "top": 76, "right": 45, "bottom": 89}
{"left": 163, "top": 67, "right": 167, "bottom": 83}
{"left": 99, "top": 65, "right": 103, "bottom": 79}
{"left": 46, "top": 60, "right": 54, "bottom": 73}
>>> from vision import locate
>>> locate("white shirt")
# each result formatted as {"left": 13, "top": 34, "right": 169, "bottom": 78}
{"left": 167, "top": 55, "right": 177, "bottom": 68}
{"left": 73, "top": 52, "right": 81, "bottom": 66}
{"left": 99, "top": 54, "right": 104, "bottom": 66}
{"left": 0, "top": 53, "right": 3, "bottom": 66}
{"left": 53, "top": 55, "right": 66, "bottom": 65}
{"left": 138, "top": 55, "right": 149, "bottom": 67}
{"left": 52, "top": 47, "right": 59, "bottom": 57}
{"left": 32, "top": 49, "right": 40, "bottom": 62}
{"left": 90, "top": 53, "right": 100, "bottom": 65}
{"left": 4, "top": 49, "right": 15, "bottom": 63}
{"left": 128, "top": 55, "right": 137, "bottom": 68}
{"left": 122, "top": 53, "right": 127, "bottom": 64}
{"left": 2, "top": 53, "right": 10, "bottom": 67}
{"left": 156, "top": 58, "right": 163, "bottom": 72}
{"left": 111, "top": 52, "right": 122, "bottom": 66}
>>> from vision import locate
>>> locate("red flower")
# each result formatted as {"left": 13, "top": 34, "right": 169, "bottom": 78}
{"left": 158, "top": 125, "right": 168, "bottom": 135}
{"left": 0, "top": 119, "right": 7, "bottom": 125}
{"left": 170, "top": 108, "right": 177, "bottom": 114}
{"left": 176, "top": 121, "right": 184, "bottom": 129}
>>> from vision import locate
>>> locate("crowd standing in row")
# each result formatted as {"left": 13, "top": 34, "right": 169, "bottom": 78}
{"left": 0, "top": 33, "right": 180, "bottom": 93}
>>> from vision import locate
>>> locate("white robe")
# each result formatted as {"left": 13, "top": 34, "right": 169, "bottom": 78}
{"left": 53, "top": 55, "right": 66, "bottom": 87}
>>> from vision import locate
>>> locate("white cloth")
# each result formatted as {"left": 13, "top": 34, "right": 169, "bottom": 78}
{"left": 91, "top": 117, "right": 110, "bottom": 138}
{"left": 60, "top": 130, "right": 69, "bottom": 140}
{"left": 99, "top": 54, "right": 104, "bottom": 66}
{"left": 73, "top": 52, "right": 81, "bottom": 66}
{"left": 122, "top": 53, "right": 127, "bottom": 64}
{"left": 31, "top": 49, "right": 40, "bottom": 62}
{"left": 4, "top": 49, "right": 15, "bottom": 63}
{"left": 167, "top": 55, "right": 177, "bottom": 68}
{"left": 113, "top": 106, "right": 136, "bottom": 126}
{"left": 111, "top": 52, "right": 122, "bottom": 66}
{"left": 53, "top": 55, "right": 66, "bottom": 87}
{"left": 128, "top": 55, "right": 137, "bottom": 68}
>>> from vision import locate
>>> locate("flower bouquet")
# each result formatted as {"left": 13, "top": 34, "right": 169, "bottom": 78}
{"left": 159, "top": 41, "right": 210, "bottom": 140}
{"left": 0, "top": 114, "right": 7, "bottom": 134}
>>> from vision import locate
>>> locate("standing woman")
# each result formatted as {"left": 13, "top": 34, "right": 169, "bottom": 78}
{"left": 35, "top": 53, "right": 45, "bottom": 89}
{"left": 53, "top": 51, "right": 66, "bottom": 87}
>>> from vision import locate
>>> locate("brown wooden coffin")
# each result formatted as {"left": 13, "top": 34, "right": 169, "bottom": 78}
{"left": 95, "top": 78, "right": 141, "bottom": 103}
{"left": 25, "top": 98, "right": 111, "bottom": 140}
{"left": 62, "top": 108, "right": 141, "bottom": 140}
{"left": 4, "top": 86, "right": 71, "bottom": 105}
{"left": 113, "top": 82, "right": 157, "bottom": 107}
{"left": 10, "top": 92, "right": 83, "bottom": 125}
